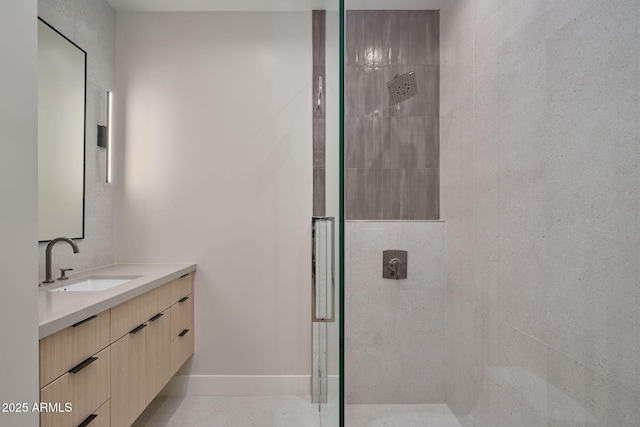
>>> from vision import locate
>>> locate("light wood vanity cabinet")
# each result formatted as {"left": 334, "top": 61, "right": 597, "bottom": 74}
{"left": 39, "top": 272, "right": 195, "bottom": 427}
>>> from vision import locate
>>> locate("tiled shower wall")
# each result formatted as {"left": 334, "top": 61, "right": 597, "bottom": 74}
{"left": 345, "top": 10, "right": 439, "bottom": 220}
{"left": 343, "top": 9, "right": 446, "bottom": 405}
{"left": 313, "top": 10, "right": 326, "bottom": 217}
{"left": 345, "top": 222, "right": 446, "bottom": 404}
{"left": 441, "top": 0, "right": 640, "bottom": 425}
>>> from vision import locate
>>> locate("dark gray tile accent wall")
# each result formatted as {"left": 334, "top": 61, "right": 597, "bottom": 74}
{"left": 345, "top": 10, "right": 439, "bottom": 220}
{"left": 313, "top": 10, "right": 326, "bottom": 217}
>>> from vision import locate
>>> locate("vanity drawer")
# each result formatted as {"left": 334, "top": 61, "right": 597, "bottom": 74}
{"left": 171, "top": 273, "right": 193, "bottom": 304}
{"left": 83, "top": 399, "right": 110, "bottom": 427}
{"left": 40, "top": 310, "right": 110, "bottom": 387}
{"left": 40, "top": 347, "right": 110, "bottom": 427}
{"left": 170, "top": 293, "right": 193, "bottom": 339}
{"left": 110, "top": 283, "right": 171, "bottom": 341}
{"left": 171, "top": 324, "right": 194, "bottom": 375}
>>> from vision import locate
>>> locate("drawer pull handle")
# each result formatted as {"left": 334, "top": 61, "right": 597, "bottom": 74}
{"left": 178, "top": 296, "right": 190, "bottom": 303}
{"left": 69, "top": 357, "right": 97, "bottom": 374}
{"left": 179, "top": 329, "right": 190, "bottom": 337}
{"left": 78, "top": 414, "right": 98, "bottom": 427}
{"left": 149, "top": 312, "right": 164, "bottom": 322}
{"left": 130, "top": 323, "right": 147, "bottom": 334}
{"left": 180, "top": 273, "right": 189, "bottom": 278}
{"left": 71, "top": 315, "right": 97, "bottom": 328}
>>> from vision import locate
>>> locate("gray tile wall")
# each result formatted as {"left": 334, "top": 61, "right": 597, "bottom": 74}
{"left": 441, "top": 0, "right": 640, "bottom": 425}
{"left": 38, "top": 0, "right": 116, "bottom": 281}
{"left": 345, "top": 11, "right": 439, "bottom": 220}
{"left": 313, "top": 10, "right": 326, "bottom": 217}
{"left": 345, "top": 222, "right": 447, "bottom": 404}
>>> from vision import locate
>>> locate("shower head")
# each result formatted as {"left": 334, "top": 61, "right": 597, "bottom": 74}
{"left": 386, "top": 71, "right": 418, "bottom": 106}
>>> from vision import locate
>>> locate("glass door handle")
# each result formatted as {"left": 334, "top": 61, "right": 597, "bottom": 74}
{"left": 312, "top": 216, "right": 335, "bottom": 322}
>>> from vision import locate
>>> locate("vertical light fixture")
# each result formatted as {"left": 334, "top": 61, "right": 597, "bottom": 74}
{"left": 106, "top": 91, "right": 113, "bottom": 183}
{"left": 97, "top": 91, "right": 113, "bottom": 183}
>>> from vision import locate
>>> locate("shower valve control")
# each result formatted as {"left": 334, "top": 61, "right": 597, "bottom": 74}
{"left": 383, "top": 250, "right": 408, "bottom": 280}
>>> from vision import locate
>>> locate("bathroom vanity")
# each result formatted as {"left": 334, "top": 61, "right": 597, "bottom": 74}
{"left": 38, "top": 264, "right": 195, "bottom": 427}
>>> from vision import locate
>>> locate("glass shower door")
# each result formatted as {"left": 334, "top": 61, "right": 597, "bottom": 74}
{"left": 314, "top": 0, "right": 343, "bottom": 425}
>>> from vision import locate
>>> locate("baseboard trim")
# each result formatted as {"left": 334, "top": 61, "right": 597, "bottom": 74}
{"left": 160, "top": 375, "right": 312, "bottom": 397}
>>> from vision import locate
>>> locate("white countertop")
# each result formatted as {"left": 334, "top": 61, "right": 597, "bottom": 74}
{"left": 38, "top": 263, "right": 196, "bottom": 339}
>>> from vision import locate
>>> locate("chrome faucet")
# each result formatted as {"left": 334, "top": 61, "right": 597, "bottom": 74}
{"left": 43, "top": 237, "right": 79, "bottom": 284}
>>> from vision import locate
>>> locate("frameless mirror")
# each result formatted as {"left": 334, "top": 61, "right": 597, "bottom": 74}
{"left": 38, "top": 18, "right": 86, "bottom": 242}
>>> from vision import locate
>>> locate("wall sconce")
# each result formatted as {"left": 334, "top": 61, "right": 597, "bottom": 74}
{"left": 97, "top": 91, "right": 112, "bottom": 183}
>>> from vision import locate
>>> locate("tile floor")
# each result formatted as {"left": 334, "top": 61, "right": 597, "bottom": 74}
{"left": 132, "top": 396, "right": 461, "bottom": 427}
{"left": 346, "top": 404, "right": 462, "bottom": 427}
{"left": 132, "top": 396, "right": 327, "bottom": 427}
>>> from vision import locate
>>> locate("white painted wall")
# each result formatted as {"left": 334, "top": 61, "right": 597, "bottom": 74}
{"left": 0, "top": 1, "right": 39, "bottom": 425}
{"left": 115, "top": 12, "right": 313, "bottom": 387}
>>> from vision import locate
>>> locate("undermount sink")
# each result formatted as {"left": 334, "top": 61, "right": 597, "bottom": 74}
{"left": 48, "top": 276, "right": 142, "bottom": 292}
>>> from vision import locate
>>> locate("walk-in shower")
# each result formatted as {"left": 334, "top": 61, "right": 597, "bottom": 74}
{"left": 341, "top": 4, "right": 450, "bottom": 425}
{"left": 339, "top": 0, "right": 640, "bottom": 426}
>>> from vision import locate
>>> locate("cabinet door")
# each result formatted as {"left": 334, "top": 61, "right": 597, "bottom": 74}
{"left": 145, "top": 309, "right": 171, "bottom": 405}
{"left": 110, "top": 324, "right": 146, "bottom": 427}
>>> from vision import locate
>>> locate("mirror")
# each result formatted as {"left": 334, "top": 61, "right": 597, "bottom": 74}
{"left": 38, "top": 18, "right": 86, "bottom": 242}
